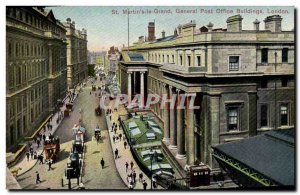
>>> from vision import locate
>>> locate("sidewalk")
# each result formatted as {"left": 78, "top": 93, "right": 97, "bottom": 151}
{"left": 105, "top": 101, "right": 161, "bottom": 190}
{"left": 9, "top": 93, "right": 77, "bottom": 177}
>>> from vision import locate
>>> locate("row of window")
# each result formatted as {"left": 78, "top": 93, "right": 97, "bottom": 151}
{"left": 7, "top": 7, "right": 64, "bottom": 36}
{"left": 148, "top": 47, "right": 290, "bottom": 71}
{"left": 8, "top": 62, "right": 46, "bottom": 88}
{"left": 9, "top": 99, "right": 44, "bottom": 145}
{"left": 226, "top": 103, "right": 290, "bottom": 131}
{"left": 261, "top": 48, "right": 289, "bottom": 64}
{"left": 9, "top": 86, "right": 44, "bottom": 119}
{"left": 8, "top": 41, "right": 45, "bottom": 58}
{"left": 260, "top": 78, "right": 291, "bottom": 88}
{"left": 149, "top": 53, "right": 202, "bottom": 67}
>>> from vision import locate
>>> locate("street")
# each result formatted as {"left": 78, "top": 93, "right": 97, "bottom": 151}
{"left": 17, "top": 77, "right": 126, "bottom": 190}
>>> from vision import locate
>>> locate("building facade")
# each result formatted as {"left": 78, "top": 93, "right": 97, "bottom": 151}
{"left": 107, "top": 46, "right": 120, "bottom": 81}
{"left": 119, "top": 15, "right": 295, "bottom": 175}
{"left": 6, "top": 7, "right": 68, "bottom": 150}
{"left": 63, "top": 18, "right": 88, "bottom": 89}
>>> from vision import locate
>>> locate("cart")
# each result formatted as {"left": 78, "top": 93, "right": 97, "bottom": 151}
{"left": 44, "top": 137, "right": 60, "bottom": 162}
{"left": 95, "top": 105, "right": 101, "bottom": 116}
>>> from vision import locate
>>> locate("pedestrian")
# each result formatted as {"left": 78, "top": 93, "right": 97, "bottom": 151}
{"left": 119, "top": 133, "right": 122, "bottom": 140}
{"left": 115, "top": 148, "right": 119, "bottom": 159}
{"left": 40, "top": 154, "right": 44, "bottom": 164}
{"left": 125, "top": 162, "right": 129, "bottom": 172}
{"left": 48, "top": 160, "right": 52, "bottom": 171}
{"left": 123, "top": 134, "right": 126, "bottom": 141}
{"left": 139, "top": 172, "right": 143, "bottom": 182}
{"left": 26, "top": 151, "right": 30, "bottom": 161}
{"left": 100, "top": 158, "right": 105, "bottom": 169}
{"left": 124, "top": 141, "right": 127, "bottom": 149}
{"left": 130, "top": 161, "right": 134, "bottom": 170}
{"left": 43, "top": 134, "right": 46, "bottom": 143}
{"left": 114, "top": 127, "right": 117, "bottom": 135}
{"left": 37, "top": 139, "right": 40, "bottom": 148}
{"left": 153, "top": 180, "right": 157, "bottom": 189}
{"left": 30, "top": 150, "right": 34, "bottom": 159}
{"left": 90, "top": 91, "right": 91, "bottom": 95}
{"left": 132, "top": 171, "right": 136, "bottom": 183}
{"left": 112, "top": 135, "right": 115, "bottom": 143}
{"left": 33, "top": 151, "right": 37, "bottom": 159}
{"left": 96, "top": 135, "right": 100, "bottom": 145}
{"left": 36, "top": 171, "right": 41, "bottom": 184}
{"left": 56, "top": 118, "right": 59, "bottom": 124}
{"left": 142, "top": 180, "right": 147, "bottom": 190}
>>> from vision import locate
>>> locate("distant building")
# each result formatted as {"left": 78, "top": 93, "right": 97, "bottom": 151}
{"left": 6, "top": 7, "right": 67, "bottom": 150}
{"left": 107, "top": 46, "right": 120, "bottom": 81}
{"left": 119, "top": 15, "right": 295, "bottom": 176}
{"left": 63, "top": 18, "right": 88, "bottom": 89}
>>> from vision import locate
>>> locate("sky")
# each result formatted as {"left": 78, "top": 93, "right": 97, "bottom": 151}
{"left": 49, "top": 6, "right": 295, "bottom": 52}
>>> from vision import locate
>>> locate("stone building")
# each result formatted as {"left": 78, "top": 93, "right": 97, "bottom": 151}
{"left": 63, "top": 18, "right": 88, "bottom": 89}
{"left": 107, "top": 46, "right": 120, "bottom": 81}
{"left": 119, "top": 15, "right": 295, "bottom": 176}
{"left": 6, "top": 7, "right": 67, "bottom": 150}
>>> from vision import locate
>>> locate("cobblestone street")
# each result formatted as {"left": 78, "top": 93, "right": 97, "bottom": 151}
{"left": 17, "top": 78, "right": 126, "bottom": 190}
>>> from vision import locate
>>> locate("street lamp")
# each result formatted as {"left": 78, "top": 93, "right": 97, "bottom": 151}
{"left": 150, "top": 149, "right": 158, "bottom": 190}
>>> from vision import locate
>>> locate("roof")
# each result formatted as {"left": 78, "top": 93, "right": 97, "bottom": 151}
{"left": 120, "top": 51, "right": 145, "bottom": 63}
{"left": 212, "top": 128, "right": 295, "bottom": 186}
{"left": 154, "top": 35, "right": 176, "bottom": 43}
{"left": 128, "top": 53, "right": 144, "bottom": 61}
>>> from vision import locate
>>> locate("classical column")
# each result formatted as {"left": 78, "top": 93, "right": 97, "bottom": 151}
{"left": 248, "top": 91, "right": 257, "bottom": 137}
{"left": 163, "top": 83, "right": 170, "bottom": 143}
{"left": 186, "top": 94, "right": 195, "bottom": 165}
{"left": 127, "top": 72, "right": 132, "bottom": 104}
{"left": 208, "top": 92, "right": 220, "bottom": 168}
{"left": 191, "top": 49, "right": 195, "bottom": 67}
{"left": 175, "top": 50, "right": 178, "bottom": 65}
{"left": 48, "top": 44, "right": 53, "bottom": 75}
{"left": 176, "top": 89, "right": 186, "bottom": 159}
{"left": 140, "top": 71, "right": 145, "bottom": 108}
{"left": 182, "top": 49, "right": 186, "bottom": 66}
{"left": 169, "top": 86, "right": 177, "bottom": 149}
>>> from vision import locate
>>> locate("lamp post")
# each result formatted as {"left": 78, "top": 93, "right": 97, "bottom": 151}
{"left": 150, "top": 150, "right": 158, "bottom": 190}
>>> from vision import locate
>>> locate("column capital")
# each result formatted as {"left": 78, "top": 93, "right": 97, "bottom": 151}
{"left": 176, "top": 88, "right": 181, "bottom": 93}
{"left": 127, "top": 71, "right": 132, "bottom": 74}
{"left": 140, "top": 71, "right": 145, "bottom": 74}
{"left": 168, "top": 85, "right": 173, "bottom": 90}
{"left": 162, "top": 83, "right": 166, "bottom": 87}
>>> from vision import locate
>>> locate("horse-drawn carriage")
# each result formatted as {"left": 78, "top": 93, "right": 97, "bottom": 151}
{"left": 95, "top": 105, "right": 102, "bottom": 116}
{"left": 72, "top": 124, "right": 86, "bottom": 142}
{"left": 44, "top": 137, "right": 60, "bottom": 162}
{"left": 94, "top": 125, "right": 101, "bottom": 140}
{"left": 66, "top": 103, "right": 73, "bottom": 110}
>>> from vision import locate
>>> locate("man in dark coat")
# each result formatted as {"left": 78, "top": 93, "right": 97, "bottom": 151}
{"left": 100, "top": 158, "right": 105, "bottom": 169}
{"left": 36, "top": 171, "right": 41, "bottom": 184}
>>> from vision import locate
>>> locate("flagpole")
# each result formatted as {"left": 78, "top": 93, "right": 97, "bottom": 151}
{"left": 127, "top": 11, "right": 129, "bottom": 51}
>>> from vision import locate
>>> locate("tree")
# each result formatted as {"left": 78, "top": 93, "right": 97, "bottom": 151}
{"left": 88, "top": 64, "right": 95, "bottom": 76}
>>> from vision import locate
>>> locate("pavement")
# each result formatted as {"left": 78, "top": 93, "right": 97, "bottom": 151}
{"left": 105, "top": 101, "right": 161, "bottom": 190}
{"left": 15, "top": 77, "right": 125, "bottom": 190}
{"left": 9, "top": 92, "right": 77, "bottom": 177}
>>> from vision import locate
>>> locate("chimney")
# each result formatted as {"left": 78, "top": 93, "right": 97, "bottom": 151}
{"left": 72, "top": 21, "right": 75, "bottom": 26}
{"left": 162, "top": 30, "right": 165, "bottom": 38}
{"left": 82, "top": 28, "right": 87, "bottom": 39}
{"left": 207, "top": 22, "right": 214, "bottom": 32}
{"left": 138, "top": 36, "right": 144, "bottom": 43}
{"left": 177, "top": 24, "right": 182, "bottom": 35}
{"left": 174, "top": 28, "right": 178, "bottom": 36}
{"left": 66, "top": 18, "right": 71, "bottom": 24}
{"left": 264, "top": 15, "right": 282, "bottom": 32}
{"left": 253, "top": 19, "right": 260, "bottom": 31}
{"left": 148, "top": 22, "right": 155, "bottom": 42}
{"left": 226, "top": 15, "right": 243, "bottom": 32}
